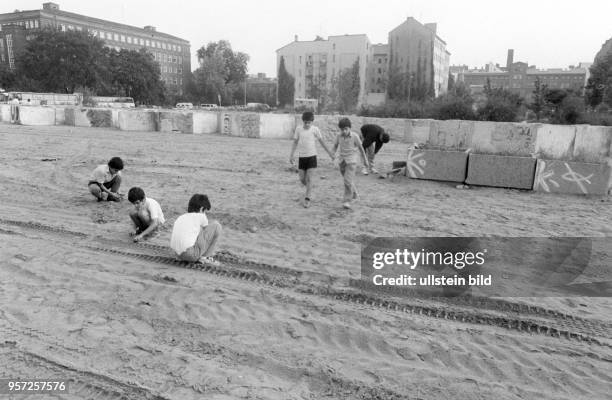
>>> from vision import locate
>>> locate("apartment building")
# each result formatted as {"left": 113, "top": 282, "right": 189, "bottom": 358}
{"left": 0, "top": 2, "right": 190, "bottom": 94}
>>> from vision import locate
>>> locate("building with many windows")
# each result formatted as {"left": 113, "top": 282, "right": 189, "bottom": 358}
{"left": 0, "top": 2, "right": 190, "bottom": 94}
{"left": 461, "top": 50, "right": 589, "bottom": 100}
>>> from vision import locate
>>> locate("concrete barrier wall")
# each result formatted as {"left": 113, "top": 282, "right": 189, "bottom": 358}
{"left": 18, "top": 106, "right": 56, "bottom": 126}
{"left": 118, "top": 110, "right": 158, "bottom": 131}
{"left": 467, "top": 122, "right": 538, "bottom": 156}
{"left": 158, "top": 111, "right": 193, "bottom": 133}
{"left": 193, "top": 111, "right": 219, "bottom": 134}
{"left": 54, "top": 108, "right": 66, "bottom": 126}
{"left": 572, "top": 125, "right": 612, "bottom": 163}
{"left": 466, "top": 154, "right": 537, "bottom": 189}
{"left": 534, "top": 159, "right": 611, "bottom": 195}
{"left": 534, "top": 124, "right": 576, "bottom": 160}
{"left": 259, "top": 114, "right": 296, "bottom": 139}
{"left": 406, "top": 149, "right": 468, "bottom": 182}
{"left": 218, "top": 112, "right": 260, "bottom": 138}
{"left": 0, "top": 104, "right": 11, "bottom": 122}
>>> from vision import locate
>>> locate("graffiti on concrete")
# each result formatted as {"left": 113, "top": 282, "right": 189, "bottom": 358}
{"left": 535, "top": 160, "right": 594, "bottom": 194}
{"left": 406, "top": 149, "right": 427, "bottom": 178}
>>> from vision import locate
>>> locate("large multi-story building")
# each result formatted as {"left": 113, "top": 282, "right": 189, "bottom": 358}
{"left": 276, "top": 34, "right": 372, "bottom": 108}
{"left": 0, "top": 2, "right": 190, "bottom": 94}
{"left": 388, "top": 18, "right": 450, "bottom": 98}
{"left": 461, "top": 50, "right": 589, "bottom": 100}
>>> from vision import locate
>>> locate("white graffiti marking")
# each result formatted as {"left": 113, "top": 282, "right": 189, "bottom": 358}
{"left": 561, "top": 163, "right": 593, "bottom": 194}
{"left": 407, "top": 150, "right": 426, "bottom": 177}
{"left": 534, "top": 160, "right": 559, "bottom": 192}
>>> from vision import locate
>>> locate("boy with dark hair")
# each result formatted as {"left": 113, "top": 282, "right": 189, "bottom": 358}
{"left": 170, "top": 194, "right": 223, "bottom": 265}
{"left": 332, "top": 118, "right": 369, "bottom": 209}
{"left": 88, "top": 157, "right": 124, "bottom": 202}
{"left": 289, "top": 111, "right": 335, "bottom": 208}
{"left": 127, "top": 187, "right": 165, "bottom": 242}
{"left": 360, "top": 124, "right": 390, "bottom": 175}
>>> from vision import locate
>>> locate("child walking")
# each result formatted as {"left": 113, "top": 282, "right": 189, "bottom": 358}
{"left": 127, "top": 187, "right": 165, "bottom": 242}
{"left": 332, "top": 118, "right": 369, "bottom": 209}
{"left": 289, "top": 111, "right": 334, "bottom": 208}
{"left": 170, "top": 194, "right": 222, "bottom": 265}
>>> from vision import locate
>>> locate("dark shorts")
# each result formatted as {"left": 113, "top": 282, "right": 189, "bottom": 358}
{"left": 298, "top": 156, "right": 317, "bottom": 171}
{"left": 88, "top": 176, "right": 117, "bottom": 189}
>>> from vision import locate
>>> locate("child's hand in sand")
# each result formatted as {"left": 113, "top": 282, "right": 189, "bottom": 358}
{"left": 133, "top": 234, "right": 143, "bottom": 242}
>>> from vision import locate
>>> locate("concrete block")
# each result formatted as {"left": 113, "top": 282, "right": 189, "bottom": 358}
{"left": 534, "top": 124, "right": 576, "bottom": 160}
{"left": 118, "top": 110, "right": 158, "bottom": 131}
{"left": 468, "top": 122, "right": 537, "bottom": 156}
{"left": 18, "top": 106, "right": 56, "bottom": 126}
{"left": 259, "top": 113, "right": 295, "bottom": 139}
{"left": 0, "top": 104, "right": 11, "bottom": 122}
{"left": 572, "top": 125, "right": 612, "bottom": 163}
{"left": 110, "top": 109, "right": 120, "bottom": 129}
{"left": 218, "top": 112, "right": 260, "bottom": 138}
{"left": 534, "top": 159, "right": 611, "bottom": 195}
{"left": 158, "top": 111, "right": 193, "bottom": 133}
{"left": 192, "top": 111, "right": 218, "bottom": 134}
{"left": 54, "top": 108, "right": 66, "bottom": 125}
{"left": 430, "top": 119, "right": 473, "bottom": 149}
{"left": 406, "top": 119, "right": 434, "bottom": 145}
{"left": 406, "top": 149, "right": 469, "bottom": 182}
{"left": 466, "top": 154, "right": 536, "bottom": 189}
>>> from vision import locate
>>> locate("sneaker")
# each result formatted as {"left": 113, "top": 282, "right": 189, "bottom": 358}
{"left": 199, "top": 256, "right": 221, "bottom": 266}
{"left": 303, "top": 197, "right": 311, "bottom": 208}
{"left": 361, "top": 167, "right": 369, "bottom": 175}
{"left": 352, "top": 191, "right": 359, "bottom": 200}
{"left": 370, "top": 167, "right": 379, "bottom": 174}
{"left": 342, "top": 202, "right": 352, "bottom": 209}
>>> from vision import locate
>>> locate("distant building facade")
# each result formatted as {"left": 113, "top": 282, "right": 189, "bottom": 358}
{"left": 246, "top": 73, "right": 277, "bottom": 106}
{"left": 461, "top": 49, "right": 589, "bottom": 100}
{"left": 388, "top": 18, "right": 450, "bottom": 98}
{"left": 0, "top": 24, "right": 27, "bottom": 70}
{"left": 276, "top": 34, "right": 372, "bottom": 108}
{"left": 0, "top": 2, "right": 191, "bottom": 94}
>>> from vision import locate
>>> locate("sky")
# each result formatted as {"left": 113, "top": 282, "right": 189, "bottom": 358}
{"left": 9, "top": 0, "right": 612, "bottom": 77}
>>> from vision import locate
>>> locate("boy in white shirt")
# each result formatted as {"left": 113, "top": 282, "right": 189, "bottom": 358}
{"left": 289, "top": 111, "right": 335, "bottom": 208}
{"left": 88, "top": 157, "right": 123, "bottom": 202}
{"left": 332, "top": 118, "right": 369, "bottom": 209}
{"left": 170, "top": 194, "right": 222, "bottom": 265}
{"left": 128, "top": 187, "right": 165, "bottom": 242}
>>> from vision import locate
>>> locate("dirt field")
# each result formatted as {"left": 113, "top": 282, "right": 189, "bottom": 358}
{"left": 1, "top": 123, "right": 611, "bottom": 400}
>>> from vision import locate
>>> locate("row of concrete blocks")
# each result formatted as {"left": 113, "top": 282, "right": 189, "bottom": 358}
{"left": 1, "top": 105, "right": 296, "bottom": 138}
{"left": 396, "top": 149, "right": 612, "bottom": 195}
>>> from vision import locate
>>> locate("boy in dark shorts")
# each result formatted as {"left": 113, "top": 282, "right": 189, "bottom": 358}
{"left": 289, "top": 112, "right": 334, "bottom": 208}
{"left": 88, "top": 157, "right": 124, "bottom": 202}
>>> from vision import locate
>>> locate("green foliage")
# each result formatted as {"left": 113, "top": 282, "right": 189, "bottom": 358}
{"left": 430, "top": 93, "right": 475, "bottom": 120}
{"left": 529, "top": 77, "right": 547, "bottom": 120}
{"left": 108, "top": 48, "right": 165, "bottom": 105}
{"left": 16, "top": 28, "right": 111, "bottom": 93}
{"left": 358, "top": 99, "right": 426, "bottom": 118}
{"left": 0, "top": 63, "right": 16, "bottom": 89}
{"left": 336, "top": 58, "right": 360, "bottom": 113}
{"left": 586, "top": 52, "right": 612, "bottom": 107}
{"left": 277, "top": 56, "right": 294, "bottom": 107}
{"left": 477, "top": 84, "right": 523, "bottom": 122}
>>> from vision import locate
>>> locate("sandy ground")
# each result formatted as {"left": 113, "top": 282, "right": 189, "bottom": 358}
{"left": 0, "top": 123, "right": 611, "bottom": 400}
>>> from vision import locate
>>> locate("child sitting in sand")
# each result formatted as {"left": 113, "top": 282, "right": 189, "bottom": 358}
{"left": 88, "top": 157, "right": 124, "bottom": 202}
{"left": 332, "top": 118, "right": 369, "bottom": 209}
{"left": 170, "top": 194, "right": 222, "bottom": 265}
{"left": 128, "top": 187, "right": 165, "bottom": 242}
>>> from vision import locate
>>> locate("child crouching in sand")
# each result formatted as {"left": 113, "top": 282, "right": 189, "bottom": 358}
{"left": 128, "top": 187, "right": 165, "bottom": 242}
{"left": 170, "top": 194, "right": 222, "bottom": 265}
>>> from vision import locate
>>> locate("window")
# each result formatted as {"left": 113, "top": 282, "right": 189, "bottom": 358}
{"left": 60, "top": 24, "right": 66, "bottom": 32}
{"left": 114, "top": 33, "right": 119, "bottom": 41}
{"left": 140, "top": 38, "right": 144, "bottom": 45}
{"left": 68, "top": 25, "right": 74, "bottom": 30}
{"left": 127, "top": 36, "right": 132, "bottom": 44}
{"left": 378, "top": 58, "right": 381, "bottom": 64}
{"left": 34, "top": 20, "right": 39, "bottom": 28}
{"left": 299, "top": 56, "right": 302, "bottom": 64}
{"left": 178, "top": 45, "right": 181, "bottom": 52}
{"left": 76, "top": 26, "right": 82, "bottom": 31}
{"left": 120, "top": 35, "right": 125, "bottom": 42}
{"left": 146, "top": 40, "right": 150, "bottom": 46}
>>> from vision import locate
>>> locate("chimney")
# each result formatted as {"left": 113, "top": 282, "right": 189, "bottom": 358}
{"left": 43, "top": 2, "right": 59, "bottom": 11}
{"left": 144, "top": 25, "right": 156, "bottom": 32}
{"left": 294, "top": 35, "right": 298, "bottom": 42}
{"left": 506, "top": 49, "right": 514, "bottom": 69}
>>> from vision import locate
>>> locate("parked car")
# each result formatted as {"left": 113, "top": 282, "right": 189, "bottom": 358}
{"left": 246, "top": 102, "right": 271, "bottom": 112}
{"left": 175, "top": 102, "right": 193, "bottom": 110}
{"left": 200, "top": 103, "right": 218, "bottom": 109}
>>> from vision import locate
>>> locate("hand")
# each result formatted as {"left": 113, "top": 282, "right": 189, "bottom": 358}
{"left": 289, "top": 158, "right": 295, "bottom": 165}
{"left": 133, "top": 234, "right": 143, "bottom": 242}
{"left": 129, "top": 230, "right": 138, "bottom": 237}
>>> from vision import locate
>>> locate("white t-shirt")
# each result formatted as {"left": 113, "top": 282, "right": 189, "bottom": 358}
{"left": 293, "top": 125, "right": 322, "bottom": 158}
{"left": 170, "top": 212, "right": 209, "bottom": 255}
{"left": 143, "top": 197, "right": 165, "bottom": 224}
{"left": 90, "top": 164, "right": 121, "bottom": 184}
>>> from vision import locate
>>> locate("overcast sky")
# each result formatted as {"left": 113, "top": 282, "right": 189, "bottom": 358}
{"left": 11, "top": 0, "right": 612, "bottom": 76}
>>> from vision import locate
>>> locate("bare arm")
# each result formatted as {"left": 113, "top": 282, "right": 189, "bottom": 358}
{"left": 289, "top": 138, "right": 299, "bottom": 163}
{"left": 318, "top": 137, "right": 335, "bottom": 159}
{"left": 134, "top": 220, "right": 159, "bottom": 242}
{"left": 355, "top": 135, "right": 369, "bottom": 167}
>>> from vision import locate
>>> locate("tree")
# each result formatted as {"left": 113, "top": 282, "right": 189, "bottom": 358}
{"left": 529, "top": 77, "right": 547, "bottom": 120}
{"left": 15, "top": 28, "right": 110, "bottom": 93}
{"left": 586, "top": 52, "right": 612, "bottom": 107}
{"left": 277, "top": 56, "right": 294, "bottom": 107}
{"left": 477, "top": 84, "right": 524, "bottom": 122}
{"left": 336, "top": 58, "right": 360, "bottom": 113}
{"left": 0, "top": 63, "right": 16, "bottom": 90}
{"left": 194, "top": 40, "right": 249, "bottom": 105}
{"left": 108, "top": 49, "right": 165, "bottom": 105}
